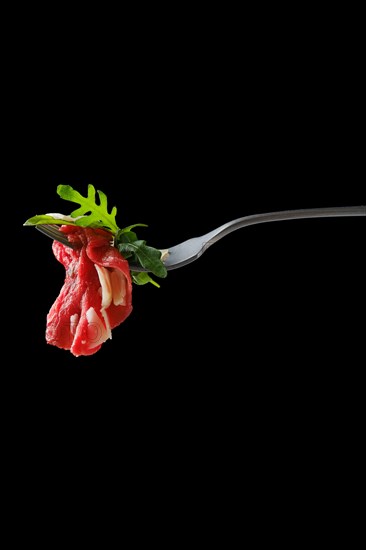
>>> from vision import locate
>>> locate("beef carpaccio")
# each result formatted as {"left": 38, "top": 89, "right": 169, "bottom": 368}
{"left": 46, "top": 226, "right": 133, "bottom": 356}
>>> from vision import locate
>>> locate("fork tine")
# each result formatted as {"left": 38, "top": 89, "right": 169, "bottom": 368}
{"left": 36, "top": 224, "right": 75, "bottom": 248}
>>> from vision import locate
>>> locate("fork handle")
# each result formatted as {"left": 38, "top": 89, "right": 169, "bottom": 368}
{"left": 205, "top": 206, "right": 366, "bottom": 246}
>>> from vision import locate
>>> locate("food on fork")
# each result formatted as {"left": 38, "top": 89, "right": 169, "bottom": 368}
{"left": 24, "top": 185, "right": 167, "bottom": 356}
{"left": 25, "top": 186, "right": 365, "bottom": 357}
{"left": 46, "top": 226, "right": 133, "bottom": 356}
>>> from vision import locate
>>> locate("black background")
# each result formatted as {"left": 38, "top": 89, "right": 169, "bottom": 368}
{"left": 16, "top": 46, "right": 364, "bottom": 382}
{"left": 7, "top": 12, "right": 365, "bottom": 521}
{"left": 16, "top": 85, "right": 364, "bottom": 425}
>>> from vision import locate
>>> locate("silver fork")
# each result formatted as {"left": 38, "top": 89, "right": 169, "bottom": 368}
{"left": 36, "top": 206, "right": 365, "bottom": 271}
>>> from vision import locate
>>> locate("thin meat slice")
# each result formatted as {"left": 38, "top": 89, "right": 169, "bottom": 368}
{"left": 46, "top": 226, "right": 133, "bottom": 356}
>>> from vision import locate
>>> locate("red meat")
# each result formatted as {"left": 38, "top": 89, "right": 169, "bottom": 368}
{"left": 46, "top": 226, "right": 133, "bottom": 356}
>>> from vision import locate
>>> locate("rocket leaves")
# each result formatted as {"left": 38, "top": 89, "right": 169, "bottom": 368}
{"left": 24, "top": 184, "right": 167, "bottom": 286}
{"left": 115, "top": 228, "right": 167, "bottom": 280}
{"left": 24, "top": 184, "right": 119, "bottom": 233}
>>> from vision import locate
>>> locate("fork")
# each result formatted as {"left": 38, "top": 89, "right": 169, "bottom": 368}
{"left": 36, "top": 206, "right": 365, "bottom": 271}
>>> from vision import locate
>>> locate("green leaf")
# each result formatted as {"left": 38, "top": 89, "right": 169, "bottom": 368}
{"left": 118, "top": 240, "right": 146, "bottom": 253}
{"left": 57, "top": 184, "right": 119, "bottom": 233}
{"left": 24, "top": 184, "right": 168, "bottom": 288}
{"left": 116, "top": 230, "right": 138, "bottom": 243}
{"left": 117, "top": 240, "right": 167, "bottom": 278}
{"left": 119, "top": 224, "right": 148, "bottom": 233}
{"left": 135, "top": 244, "right": 167, "bottom": 278}
{"left": 23, "top": 214, "right": 76, "bottom": 226}
{"left": 132, "top": 272, "right": 161, "bottom": 287}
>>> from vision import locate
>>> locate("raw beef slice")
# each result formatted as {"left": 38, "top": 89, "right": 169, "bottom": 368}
{"left": 46, "top": 226, "right": 133, "bottom": 356}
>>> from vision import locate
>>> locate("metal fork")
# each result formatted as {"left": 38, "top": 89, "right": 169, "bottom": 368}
{"left": 36, "top": 206, "right": 365, "bottom": 271}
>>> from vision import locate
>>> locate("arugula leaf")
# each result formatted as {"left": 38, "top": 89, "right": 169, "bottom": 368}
{"left": 116, "top": 225, "right": 148, "bottom": 249}
{"left": 23, "top": 185, "right": 119, "bottom": 233}
{"left": 115, "top": 228, "right": 167, "bottom": 279}
{"left": 118, "top": 241, "right": 167, "bottom": 278}
{"left": 24, "top": 184, "right": 167, "bottom": 287}
{"left": 119, "top": 223, "right": 148, "bottom": 233}
{"left": 23, "top": 214, "right": 77, "bottom": 226}
{"left": 132, "top": 272, "right": 161, "bottom": 287}
{"left": 57, "top": 184, "right": 119, "bottom": 233}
